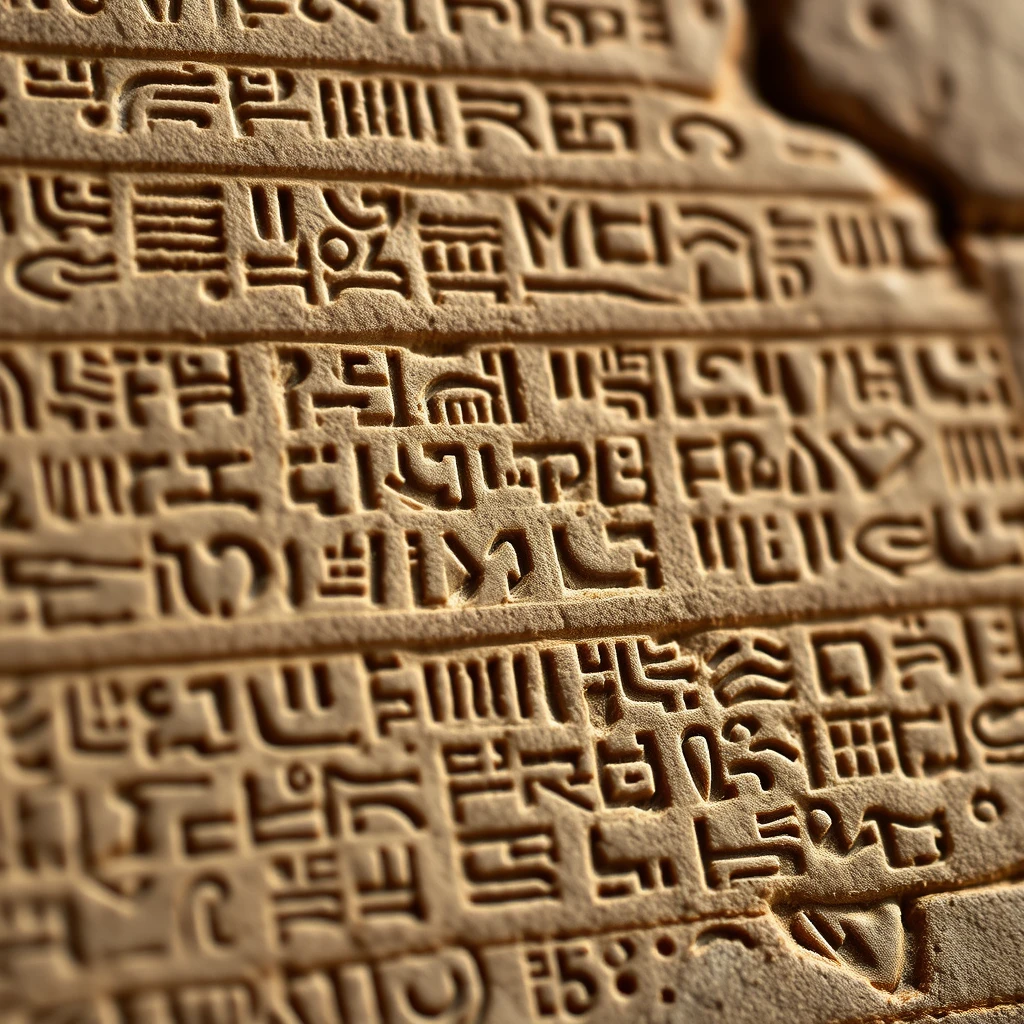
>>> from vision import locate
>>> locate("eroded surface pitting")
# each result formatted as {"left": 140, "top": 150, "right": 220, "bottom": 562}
{"left": 0, "top": 1, "right": 1023, "bottom": 1022}
{"left": 754, "top": 0, "right": 1024, "bottom": 410}
{"left": 752, "top": 0, "right": 1024, "bottom": 225}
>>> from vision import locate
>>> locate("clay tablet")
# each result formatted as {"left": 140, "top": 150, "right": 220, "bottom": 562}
{"left": 0, "top": 0, "right": 1023, "bottom": 1021}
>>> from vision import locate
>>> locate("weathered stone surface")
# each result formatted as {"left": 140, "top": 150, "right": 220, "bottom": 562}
{"left": 758, "top": 0, "right": 1024, "bottom": 225}
{"left": 0, "top": 1, "right": 1023, "bottom": 1022}
{"left": 0, "top": 0, "right": 745, "bottom": 92}
{"left": 760, "top": 0, "right": 1024, "bottom": 499}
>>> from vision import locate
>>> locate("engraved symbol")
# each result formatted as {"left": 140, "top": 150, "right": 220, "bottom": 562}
{"left": 131, "top": 182, "right": 230, "bottom": 300}
{"left": 705, "top": 633, "right": 794, "bottom": 704}
{"left": 154, "top": 533, "right": 273, "bottom": 617}
{"left": 117, "top": 65, "right": 222, "bottom": 131}
{"left": 919, "top": 339, "right": 1009, "bottom": 407}
{"left": 813, "top": 631, "right": 881, "bottom": 698}
{"left": 831, "top": 419, "right": 922, "bottom": 489}
{"left": 669, "top": 113, "right": 742, "bottom": 161}
{"left": 457, "top": 86, "right": 540, "bottom": 150}
{"left": 230, "top": 69, "right": 312, "bottom": 135}
{"left": 440, "top": 0, "right": 528, "bottom": 32}
{"left": 973, "top": 696, "right": 1024, "bottom": 764}
{"left": 320, "top": 187, "right": 409, "bottom": 299}
{"left": 22, "top": 58, "right": 109, "bottom": 128}
{"left": 184, "top": 875, "right": 236, "bottom": 952}
{"left": 15, "top": 248, "right": 118, "bottom": 302}
{"left": 547, "top": 91, "right": 636, "bottom": 153}
{"left": 855, "top": 514, "right": 932, "bottom": 576}
{"left": 678, "top": 205, "right": 769, "bottom": 303}
{"left": 790, "top": 902, "right": 905, "bottom": 992}
{"left": 545, "top": 2, "right": 625, "bottom": 46}
{"left": 694, "top": 807, "right": 804, "bottom": 889}
{"left": 323, "top": 78, "right": 441, "bottom": 142}
{"left": 971, "top": 790, "right": 1004, "bottom": 824}
{"left": 419, "top": 211, "right": 510, "bottom": 303}
{"left": 553, "top": 518, "right": 659, "bottom": 591}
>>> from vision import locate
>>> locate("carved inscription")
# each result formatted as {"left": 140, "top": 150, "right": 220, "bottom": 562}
{"left": 0, "top": 55, "right": 900, "bottom": 192}
{"left": 0, "top": 336, "right": 1021, "bottom": 658}
{"left": 3, "top": 0, "right": 1024, "bottom": 1018}
{"left": 0, "top": 0, "right": 734, "bottom": 91}
{"left": 0, "top": 171, "right": 991, "bottom": 338}
{"left": 2, "top": 606, "right": 1024, "bottom": 1018}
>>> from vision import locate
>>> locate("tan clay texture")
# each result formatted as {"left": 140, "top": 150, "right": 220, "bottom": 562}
{"left": 760, "top": 0, "right": 1024, "bottom": 226}
{"left": 1, "top": 1, "right": 1024, "bottom": 1023}
{"left": 756, "top": 0, "right": 1024, "bottom": 428}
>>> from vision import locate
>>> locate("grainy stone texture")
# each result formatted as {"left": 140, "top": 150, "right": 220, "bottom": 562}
{"left": 756, "top": 0, "right": 1024, "bottom": 222}
{"left": 0, "top": 1, "right": 1023, "bottom": 1022}
{"left": 758, "top": 0, "right": 1024, "bottom": 417}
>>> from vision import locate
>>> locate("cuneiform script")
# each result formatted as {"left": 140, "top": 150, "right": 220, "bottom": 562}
{"left": 0, "top": 53, "right": 883, "bottom": 191}
{"left": 0, "top": 172, "right": 992, "bottom": 339}
{"left": 3, "top": 603, "right": 1024, "bottom": 1019}
{"left": 4, "top": 0, "right": 1024, "bottom": 1020}
{"left": 1, "top": 336, "right": 1023, "bottom": 671}
{"left": 0, "top": 0, "right": 736, "bottom": 91}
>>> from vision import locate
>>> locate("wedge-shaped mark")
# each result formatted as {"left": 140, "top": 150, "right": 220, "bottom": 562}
{"left": 706, "top": 633, "right": 794, "bottom": 704}
{"left": 789, "top": 902, "right": 904, "bottom": 992}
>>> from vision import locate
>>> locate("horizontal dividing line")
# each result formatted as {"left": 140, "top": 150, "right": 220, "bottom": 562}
{"left": 3, "top": 579, "right": 1022, "bottom": 678}
{"left": 0, "top": 34, "right": 713, "bottom": 91}
{"left": 0, "top": 153, "right": 884, "bottom": 199}
{"left": 264, "top": 585, "right": 1024, "bottom": 660}
{"left": 0, "top": 320, "right": 1002, "bottom": 349}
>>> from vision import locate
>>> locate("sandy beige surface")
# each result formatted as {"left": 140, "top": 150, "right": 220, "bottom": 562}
{"left": 0, "top": 1, "right": 1023, "bottom": 1021}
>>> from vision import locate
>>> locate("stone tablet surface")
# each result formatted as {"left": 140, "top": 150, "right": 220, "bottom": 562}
{"left": 760, "top": 0, "right": 1024, "bottom": 224}
{"left": 1, "top": 2, "right": 1024, "bottom": 1023}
